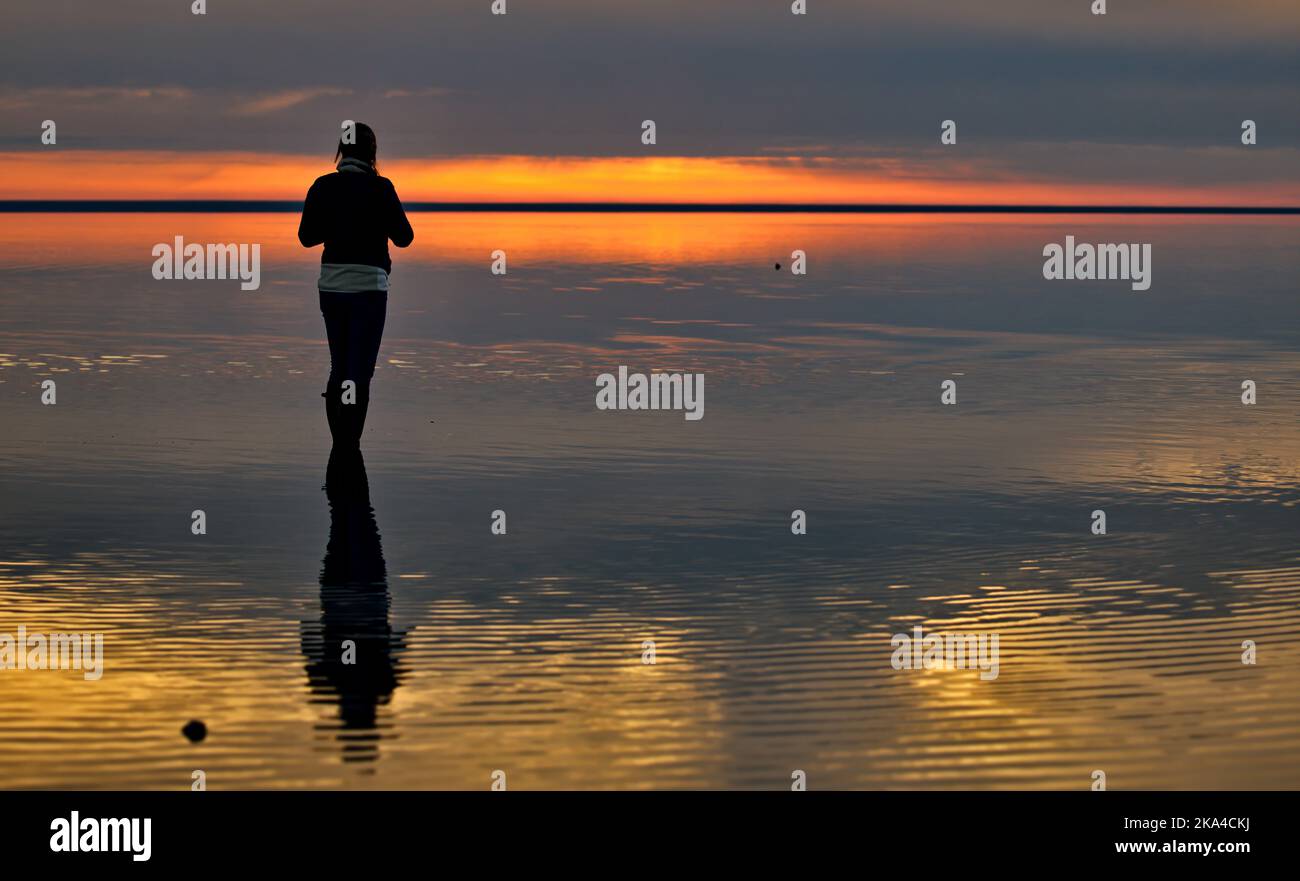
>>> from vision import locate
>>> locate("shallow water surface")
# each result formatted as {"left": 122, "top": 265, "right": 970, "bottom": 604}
{"left": 1, "top": 212, "right": 1297, "bottom": 789}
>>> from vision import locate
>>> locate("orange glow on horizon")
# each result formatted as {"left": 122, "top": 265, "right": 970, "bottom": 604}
{"left": 4, "top": 151, "right": 1299, "bottom": 206}
{"left": 8, "top": 210, "right": 1274, "bottom": 272}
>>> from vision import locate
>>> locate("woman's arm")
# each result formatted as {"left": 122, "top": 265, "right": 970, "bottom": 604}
{"left": 388, "top": 182, "right": 414, "bottom": 248}
{"left": 298, "top": 181, "right": 325, "bottom": 247}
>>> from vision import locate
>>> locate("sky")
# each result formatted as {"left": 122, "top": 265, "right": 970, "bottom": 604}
{"left": 1, "top": 0, "right": 1298, "bottom": 203}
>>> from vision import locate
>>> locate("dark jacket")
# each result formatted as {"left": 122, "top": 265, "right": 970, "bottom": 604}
{"left": 298, "top": 170, "right": 414, "bottom": 274}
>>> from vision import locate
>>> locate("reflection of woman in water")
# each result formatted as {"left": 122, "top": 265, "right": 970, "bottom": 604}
{"left": 301, "top": 447, "right": 406, "bottom": 762}
{"left": 298, "top": 123, "right": 414, "bottom": 449}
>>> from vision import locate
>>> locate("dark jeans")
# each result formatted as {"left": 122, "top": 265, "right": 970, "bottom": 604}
{"left": 320, "top": 290, "right": 388, "bottom": 448}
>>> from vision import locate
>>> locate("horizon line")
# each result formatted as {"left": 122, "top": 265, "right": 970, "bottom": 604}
{"left": 1, "top": 200, "right": 1298, "bottom": 215}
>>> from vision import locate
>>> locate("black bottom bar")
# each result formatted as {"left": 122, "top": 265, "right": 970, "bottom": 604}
{"left": 1, "top": 791, "right": 1280, "bottom": 866}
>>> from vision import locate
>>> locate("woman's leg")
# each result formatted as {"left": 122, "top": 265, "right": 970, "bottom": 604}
{"left": 339, "top": 291, "right": 388, "bottom": 446}
{"left": 320, "top": 290, "right": 351, "bottom": 445}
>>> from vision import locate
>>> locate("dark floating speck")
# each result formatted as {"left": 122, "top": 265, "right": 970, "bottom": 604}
{"left": 774, "top": 263, "right": 781, "bottom": 270}
{"left": 182, "top": 720, "right": 207, "bottom": 743}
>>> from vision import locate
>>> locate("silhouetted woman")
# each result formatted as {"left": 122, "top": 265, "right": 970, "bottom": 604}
{"left": 298, "top": 123, "right": 414, "bottom": 448}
